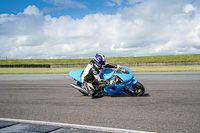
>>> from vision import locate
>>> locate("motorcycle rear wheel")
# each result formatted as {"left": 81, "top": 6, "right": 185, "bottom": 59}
{"left": 124, "top": 81, "right": 145, "bottom": 96}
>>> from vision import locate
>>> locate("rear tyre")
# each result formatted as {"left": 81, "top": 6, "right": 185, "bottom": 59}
{"left": 124, "top": 81, "right": 145, "bottom": 96}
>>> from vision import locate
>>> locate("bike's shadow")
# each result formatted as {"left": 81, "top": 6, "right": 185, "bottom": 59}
{"left": 110, "top": 93, "right": 150, "bottom": 98}
{"left": 81, "top": 93, "right": 150, "bottom": 99}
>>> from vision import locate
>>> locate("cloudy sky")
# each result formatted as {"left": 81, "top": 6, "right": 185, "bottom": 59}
{"left": 0, "top": 0, "right": 200, "bottom": 59}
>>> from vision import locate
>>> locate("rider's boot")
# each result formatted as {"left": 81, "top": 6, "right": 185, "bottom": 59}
{"left": 88, "top": 88, "right": 94, "bottom": 97}
{"left": 83, "top": 82, "right": 95, "bottom": 98}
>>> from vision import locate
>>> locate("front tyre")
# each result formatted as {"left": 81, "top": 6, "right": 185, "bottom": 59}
{"left": 124, "top": 81, "right": 145, "bottom": 96}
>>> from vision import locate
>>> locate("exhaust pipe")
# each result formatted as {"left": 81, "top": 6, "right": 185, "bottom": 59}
{"left": 70, "top": 83, "right": 88, "bottom": 95}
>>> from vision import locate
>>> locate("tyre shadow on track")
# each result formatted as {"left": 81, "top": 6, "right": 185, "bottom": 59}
{"left": 80, "top": 93, "right": 150, "bottom": 99}
{"left": 110, "top": 93, "right": 150, "bottom": 97}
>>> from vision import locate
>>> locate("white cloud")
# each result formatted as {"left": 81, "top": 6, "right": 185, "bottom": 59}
{"left": 126, "top": 0, "right": 143, "bottom": 5}
{"left": 106, "top": 2, "right": 116, "bottom": 7}
{"left": 23, "top": 5, "right": 41, "bottom": 16}
{"left": 111, "top": 0, "right": 123, "bottom": 6}
{"left": 42, "top": 0, "right": 86, "bottom": 13}
{"left": 16, "top": 35, "right": 29, "bottom": 45}
{"left": 184, "top": 4, "right": 196, "bottom": 13}
{"left": 0, "top": 0, "right": 200, "bottom": 59}
{"left": 0, "top": 13, "right": 16, "bottom": 24}
{"left": 107, "top": 0, "right": 123, "bottom": 7}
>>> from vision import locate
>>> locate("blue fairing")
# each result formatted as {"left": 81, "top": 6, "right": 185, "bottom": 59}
{"left": 100, "top": 66, "right": 134, "bottom": 82}
{"left": 114, "top": 66, "right": 134, "bottom": 83}
{"left": 69, "top": 70, "right": 84, "bottom": 83}
{"left": 100, "top": 69, "right": 113, "bottom": 80}
{"left": 69, "top": 66, "right": 138, "bottom": 96}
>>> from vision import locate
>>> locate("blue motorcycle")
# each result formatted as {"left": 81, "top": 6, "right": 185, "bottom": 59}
{"left": 69, "top": 64, "right": 145, "bottom": 97}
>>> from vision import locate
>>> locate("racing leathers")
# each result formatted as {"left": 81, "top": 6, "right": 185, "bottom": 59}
{"left": 81, "top": 60, "right": 107, "bottom": 97}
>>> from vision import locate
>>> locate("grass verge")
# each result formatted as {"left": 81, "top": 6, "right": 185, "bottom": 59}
{"left": 0, "top": 68, "right": 84, "bottom": 74}
{"left": 0, "top": 54, "right": 200, "bottom": 65}
{"left": 130, "top": 65, "right": 200, "bottom": 72}
{"left": 0, "top": 66, "right": 199, "bottom": 74}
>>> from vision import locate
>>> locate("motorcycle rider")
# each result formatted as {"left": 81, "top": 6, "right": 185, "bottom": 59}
{"left": 81, "top": 53, "right": 109, "bottom": 98}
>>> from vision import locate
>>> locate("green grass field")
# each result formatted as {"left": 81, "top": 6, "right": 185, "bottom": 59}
{"left": 0, "top": 65, "right": 199, "bottom": 74}
{"left": 0, "top": 54, "right": 199, "bottom": 74}
{"left": 0, "top": 54, "right": 200, "bottom": 65}
{"left": 0, "top": 67, "right": 82, "bottom": 74}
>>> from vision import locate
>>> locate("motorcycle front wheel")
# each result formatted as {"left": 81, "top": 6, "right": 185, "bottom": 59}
{"left": 124, "top": 81, "right": 145, "bottom": 96}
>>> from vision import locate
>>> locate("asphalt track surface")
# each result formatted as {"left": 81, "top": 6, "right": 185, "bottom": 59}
{"left": 0, "top": 72, "right": 200, "bottom": 133}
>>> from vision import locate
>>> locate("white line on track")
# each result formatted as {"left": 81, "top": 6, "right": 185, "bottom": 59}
{"left": 0, "top": 118, "right": 155, "bottom": 133}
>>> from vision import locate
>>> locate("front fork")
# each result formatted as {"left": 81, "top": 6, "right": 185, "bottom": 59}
{"left": 127, "top": 79, "right": 137, "bottom": 90}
